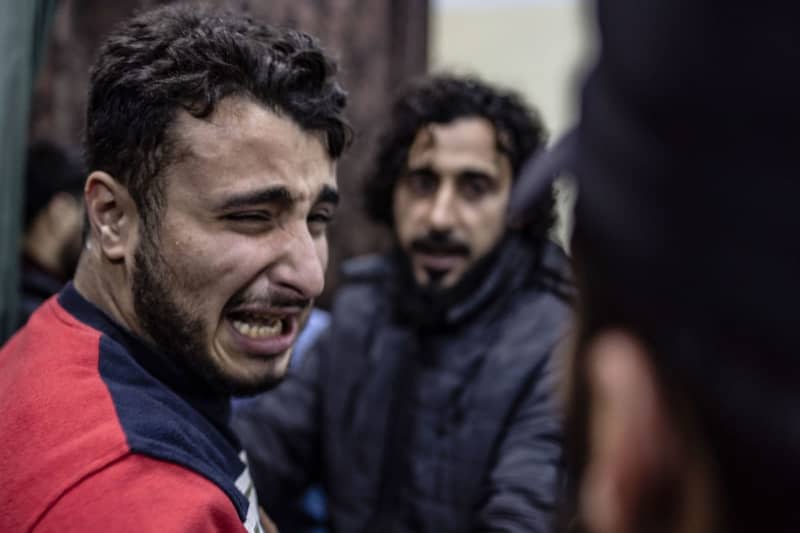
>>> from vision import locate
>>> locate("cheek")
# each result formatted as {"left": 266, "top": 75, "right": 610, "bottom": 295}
{"left": 393, "top": 191, "right": 427, "bottom": 245}
{"left": 165, "top": 234, "right": 248, "bottom": 293}
{"left": 465, "top": 198, "right": 508, "bottom": 248}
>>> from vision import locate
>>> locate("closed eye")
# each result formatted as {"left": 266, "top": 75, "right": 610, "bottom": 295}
{"left": 221, "top": 212, "right": 276, "bottom": 234}
{"left": 224, "top": 211, "right": 272, "bottom": 222}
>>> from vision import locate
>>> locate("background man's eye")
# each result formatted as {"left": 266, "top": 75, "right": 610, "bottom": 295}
{"left": 405, "top": 172, "right": 439, "bottom": 196}
{"left": 460, "top": 176, "right": 491, "bottom": 200}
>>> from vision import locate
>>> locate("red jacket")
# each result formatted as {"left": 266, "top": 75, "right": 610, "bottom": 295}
{"left": 0, "top": 285, "right": 259, "bottom": 532}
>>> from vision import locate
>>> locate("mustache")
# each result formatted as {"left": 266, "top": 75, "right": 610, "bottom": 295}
{"left": 227, "top": 286, "right": 312, "bottom": 311}
{"left": 410, "top": 232, "right": 470, "bottom": 256}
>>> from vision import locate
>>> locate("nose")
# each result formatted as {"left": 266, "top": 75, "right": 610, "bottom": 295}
{"left": 428, "top": 182, "right": 457, "bottom": 232}
{"left": 268, "top": 223, "right": 326, "bottom": 300}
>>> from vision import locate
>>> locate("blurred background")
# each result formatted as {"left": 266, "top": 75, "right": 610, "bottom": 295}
{"left": 433, "top": 0, "right": 591, "bottom": 138}
{"left": 1, "top": 0, "right": 592, "bottom": 341}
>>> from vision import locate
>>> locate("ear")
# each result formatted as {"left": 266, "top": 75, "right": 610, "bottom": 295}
{"left": 580, "top": 331, "right": 682, "bottom": 533}
{"left": 84, "top": 171, "right": 138, "bottom": 262}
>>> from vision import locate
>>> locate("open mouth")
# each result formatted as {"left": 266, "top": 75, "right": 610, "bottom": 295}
{"left": 225, "top": 308, "right": 299, "bottom": 357}
{"left": 229, "top": 312, "right": 287, "bottom": 339}
{"left": 222, "top": 295, "right": 309, "bottom": 359}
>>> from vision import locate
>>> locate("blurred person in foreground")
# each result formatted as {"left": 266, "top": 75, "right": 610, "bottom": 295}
{"left": 234, "top": 74, "right": 572, "bottom": 533}
{"left": 0, "top": 4, "right": 349, "bottom": 532}
{"left": 510, "top": 2, "right": 800, "bottom": 533}
{"left": 19, "top": 140, "right": 85, "bottom": 326}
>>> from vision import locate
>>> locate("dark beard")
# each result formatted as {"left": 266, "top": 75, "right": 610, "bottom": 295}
{"left": 131, "top": 230, "right": 282, "bottom": 396}
{"left": 392, "top": 234, "right": 509, "bottom": 330}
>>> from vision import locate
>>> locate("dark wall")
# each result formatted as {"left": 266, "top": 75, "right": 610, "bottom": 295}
{"left": 30, "top": 0, "right": 429, "bottom": 305}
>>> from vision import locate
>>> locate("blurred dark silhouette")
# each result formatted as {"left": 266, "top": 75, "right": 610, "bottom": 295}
{"left": 233, "top": 74, "right": 573, "bottom": 533}
{"left": 30, "top": 0, "right": 429, "bottom": 307}
{"left": 511, "top": 2, "right": 800, "bottom": 533}
{"left": 19, "top": 140, "right": 85, "bottom": 327}
{"left": 0, "top": 0, "right": 56, "bottom": 344}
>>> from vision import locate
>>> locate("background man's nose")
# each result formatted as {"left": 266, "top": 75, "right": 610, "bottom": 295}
{"left": 428, "top": 183, "right": 456, "bottom": 231}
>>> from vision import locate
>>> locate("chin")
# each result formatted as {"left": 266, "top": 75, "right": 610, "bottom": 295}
{"left": 214, "top": 353, "right": 293, "bottom": 396}
{"left": 441, "top": 274, "right": 464, "bottom": 289}
{"left": 429, "top": 269, "right": 464, "bottom": 290}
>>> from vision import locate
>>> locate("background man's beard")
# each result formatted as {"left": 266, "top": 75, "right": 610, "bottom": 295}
{"left": 409, "top": 230, "right": 471, "bottom": 288}
{"left": 131, "top": 234, "right": 284, "bottom": 396}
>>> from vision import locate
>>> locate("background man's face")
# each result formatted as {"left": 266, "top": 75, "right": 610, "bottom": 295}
{"left": 132, "top": 97, "right": 338, "bottom": 395}
{"left": 392, "top": 117, "right": 512, "bottom": 289}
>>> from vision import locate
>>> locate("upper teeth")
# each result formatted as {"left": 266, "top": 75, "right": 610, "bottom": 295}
{"left": 232, "top": 318, "right": 282, "bottom": 338}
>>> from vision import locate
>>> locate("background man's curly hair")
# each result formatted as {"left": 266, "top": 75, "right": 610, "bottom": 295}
{"left": 86, "top": 3, "right": 352, "bottom": 231}
{"left": 364, "top": 74, "right": 554, "bottom": 241}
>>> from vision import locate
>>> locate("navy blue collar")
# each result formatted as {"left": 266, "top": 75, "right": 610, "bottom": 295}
{"left": 58, "top": 282, "right": 236, "bottom": 443}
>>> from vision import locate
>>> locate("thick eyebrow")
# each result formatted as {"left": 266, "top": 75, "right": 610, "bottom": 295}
{"left": 458, "top": 169, "right": 495, "bottom": 181}
{"left": 315, "top": 185, "right": 339, "bottom": 207}
{"left": 405, "top": 165, "right": 438, "bottom": 176}
{"left": 216, "top": 186, "right": 295, "bottom": 212}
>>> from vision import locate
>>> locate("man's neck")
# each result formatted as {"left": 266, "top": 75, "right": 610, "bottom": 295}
{"left": 73, "top": 248, "right": 147, "bottom": 343}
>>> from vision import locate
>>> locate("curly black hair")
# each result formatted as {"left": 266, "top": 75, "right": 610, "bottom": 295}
{"left": 86, "top": 3, "right": 351, "bottom": 229}
{"left": 364, "top": 74, "right": 553, "bottom": 240}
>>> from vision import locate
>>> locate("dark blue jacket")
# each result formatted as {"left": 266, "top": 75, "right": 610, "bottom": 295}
{"left": 233, "top": 235, "right": 572, "bottom": 533}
